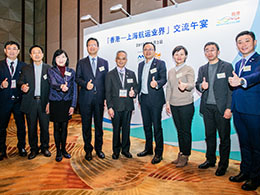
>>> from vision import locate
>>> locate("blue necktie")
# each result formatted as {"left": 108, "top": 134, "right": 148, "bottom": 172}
{"left": 239, "top": 58, "right": 246, "bottom": 76}
{"left": 91, "top": 58, "right": 96, "bottom": 77}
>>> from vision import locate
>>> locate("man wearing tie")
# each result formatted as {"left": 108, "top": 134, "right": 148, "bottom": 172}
{"left": 228, "top": 31, "right": 260, "bottom": 191}
{"left": 137, "top": 42, "right": 167, "bottom": 164}
{"left": 76, "top": 37, "right": 108, "bottom": 161}
{"left": 0, "top": 41, "right": 27, "bottom": 160}
{"left": 18, "top": 45, "right": 51, "bottom": 160}
{"left": 106, "top": 51, "right": 138, "bottom": 159}
{"left": 195, "top": 42, "right": 233, "bottom": 176}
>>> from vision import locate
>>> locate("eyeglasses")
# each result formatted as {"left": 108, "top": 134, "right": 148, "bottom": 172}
{"left": 88, "top": 44, "right": 98, "bottom": 47}
{"left": 143, "top": 48, "right": 154, "bottom": 52}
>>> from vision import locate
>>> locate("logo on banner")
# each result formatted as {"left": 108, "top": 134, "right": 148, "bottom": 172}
{"left": 216, "top": 11, "right": 240, "bottom": 26}
{"left": 137, "top": 53, "right": 161, "bottom": 62}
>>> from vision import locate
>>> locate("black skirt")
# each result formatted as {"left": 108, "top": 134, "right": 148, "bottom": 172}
{"left": 49, "top": 100, "right": 72, "bottom": 122}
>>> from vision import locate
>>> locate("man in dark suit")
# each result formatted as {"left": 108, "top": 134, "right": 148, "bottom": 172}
{"left": 0, "top": 41, "right": 27, "bottom": 160}
{"left": 18, "top": 45, "right": 51, "bottom": 160}
{"left": 137, "top": 42, "right": 167, "bottom": 164}
{"left": 76, "top": 37, "right": 108, "bottom": 161}
{"left": 196, "top": 42, "right": 233, "bottom": 176}
{"left": 228, "top": 31, "right": 260, "bottom": 191}
{"left": 106, "top": 50, "right": 138, "bottom": 159}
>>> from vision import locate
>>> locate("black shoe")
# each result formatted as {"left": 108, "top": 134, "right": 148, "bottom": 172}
{"left": 41, "top": 149, "right": 51, "bottom": 157}
{"left": 215, "top": 167, "right": 227, "bottom": 176}
{"left": 19, "top": 148, "right": 27, "bottom": 157}
{"left": 137, "top": 150, "right": 153, "bottom": 157}
{"left": 56, "top": 151, "right": 63, "bottom": 162}
{"left": 28, "top": 151, "right": 38, "bottom": 160}
{"left": 0, "top": 152, "right": 7, "bottom": 161}
{"left": 151, "top": 155, "right": 162, "bottom": 164}
{"left": 229, "top": 172, "right": 249, "bottom": 182}
{"left": 96, "top": 151, "right": 105, "bottom": 159}
{"left": 85, "top": 151, "right": 92, "bottom": 161}
{"left": 112, "top": 153, "right": 119, "bottom": 159}
{"left": 198, "top": 160, "right": 215, "bottom": 169}
{"left": 62, "top": 150, "right": 71, "bottom": 159}
{"left": 122, "top": 151, "right": 133, "bottom": 158}
{"left": 241, "top": 178, "right": 259, "bottom": 191}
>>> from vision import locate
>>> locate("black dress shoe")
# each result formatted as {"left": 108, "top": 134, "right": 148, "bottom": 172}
{"left": 96, "top": 151, "right": 105, "bottom": 159}
{"left": 56, "top": 151, "right": 63, "bottom": 162}
{"left": 215, "top": 167, "right": 227, "bottom": 176}
{"left": 241, "top": 178, "right": 259, "bottom": 191}
{"left": 85, "top": 152, "right": 92, "bottom": 161}
{"left": 122, "top": 151, "right": 133, "bottom": 158}
{"left": 229, "top": 172, "right": 249, "bottom": 182}
{"left": 19, "top": 148, "right": 27, "bottom": 157}
{"left": 28, "top": 151, "right": 38, "bottom": 160}
{"left": 137, "top": 150, "right": 153, "bottom": 157}
{"left": 198, "top": 160, "right": 215, "bottom": 169}
{"left": 62, "top": 150, "right": 71, "bottom": 159}
{"left": 112, "top": 153, "right": 119, "bottom": 159}
{"left": 151, "top": 155, "right": 162, "bottom": 164}
{"left": 41, "top": 149, "right": 51, "bottom": 157}
{"left": 0, "top": 152, "right": 7, "bottom": 161}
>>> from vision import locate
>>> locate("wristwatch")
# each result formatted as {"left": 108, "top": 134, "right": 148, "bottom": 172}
{"left": 240, "top": 78, "right": 245, "bottom": 86}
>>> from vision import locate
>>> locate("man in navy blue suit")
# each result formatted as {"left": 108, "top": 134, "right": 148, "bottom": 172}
{"left": 137, "top": 42, "right": 167, "bottom": 164}
{"left": 228, "top": 31, "right": 260, "bottom": 191}
{"left": 0, "top": 41, "right": 27, "bottom": 160}
{"left": 76, "top": 37, "right": 108, "bottom": 161}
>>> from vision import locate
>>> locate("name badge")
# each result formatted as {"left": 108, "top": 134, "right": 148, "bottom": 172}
{"left": 127, "top": 78, "right": 133, "bottom": 83}
{"left": 119, "top": 89, "right": 127, "bottom": 98}
{"left": 99, "top": 66, "right": 105, "bottom": 72}
{"left": 150, "top": 68, "right": 157, "bottom": 74}
{"left": 11, "top": 80, "right": 16, "bottom": 89}
{"left": 217, "top": 72, "right": 226, "bottom": 79}
{"left": 243, "top": 65, "right": 251, "bottom": 72}
{"left": 43, "top": 74, "right": 47, "bottom": 80}
{"left": 176, "top": 73, "right": 183, "bottom": 79}
{"left": 65, "top": 71, "right": 71, "bottom": 76}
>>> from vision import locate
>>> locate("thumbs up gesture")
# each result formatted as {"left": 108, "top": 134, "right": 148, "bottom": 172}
{"left": 150, "top": 76, "right": 158, "bottom": 88}
{"left": 1, "top": 78, "right": 8, "bottom": 88}
{"left": 178, "top": 79, "right": 188, "bottom": 91}
{"left": 201, "top": 77, "right": 208, "bottom": 90}
{"left": 129, "top": 87, "right": 135, "bottom": 97}
{"left": 86, "top": 79, "right": 94, "bottom": 90}
{"left": 61, "top": 82, "right": 68, "bottom": 92}
{"left": 228, "top": 71, "right": 241, "bottom": 87}
{"left": 21, "top": 83, "right": 29, "bottom": 93}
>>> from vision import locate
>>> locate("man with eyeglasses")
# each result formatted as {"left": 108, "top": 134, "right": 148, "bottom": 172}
{"left": 0, "top": 41, "right": 27, "bottom": 160}
{"left": 76, "top": 37, "right": 108, "bottom": 161}
{"left": 195, "top": 42, "right": 233, "bottom": 176}
{"left": 137, "top": 42, "right": 167, "bottom": 164}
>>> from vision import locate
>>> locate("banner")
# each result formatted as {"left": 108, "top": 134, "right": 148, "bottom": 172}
{"left": 83, "top": 0, "right": 260, "bottom": 160}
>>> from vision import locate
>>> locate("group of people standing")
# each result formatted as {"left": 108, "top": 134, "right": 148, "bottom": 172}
{"left": 0, "top": 30, "right": 259, "bottom": 191}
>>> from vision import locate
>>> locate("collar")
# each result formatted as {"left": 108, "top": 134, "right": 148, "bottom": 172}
{"left": 243, "top": 51, "right": 256, "bottom": 62}
{"left": 89, "top": 56, "right": 97, "bottom": 62}
{"left": 6, "top": 58, "right": 18, "bottom": 66}
{"left": 144, "top": 57, "right": 154, "bottom": 66}
{"left": 175, "top": 63, "right": 185, "bottom": 71}
{"left": 117, "top": 66, "right": 126, "bottom": 73}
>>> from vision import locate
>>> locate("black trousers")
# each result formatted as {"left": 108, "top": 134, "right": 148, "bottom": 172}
{"left": 26, "top": 99, "right": 49, "bottom": 152}
{"left": 170, "top": 103, "right": 194, "bottom": 156}
{"left": 111, "top": 110, "right": 132, "bottom": 154}
{"left": 53, "top": 121, "right": 68, "bottom": 152}
{"left": 140, "top": 94, "right": 164, "bottom": 156}
{"left": 0, "top": 101, "right": 26, "bottom": 153}
{"left": 203, "top": 104, "right": 231, "bottom": 169}
{"left": 80, "top": 96, "right": 104, "bottom": 153}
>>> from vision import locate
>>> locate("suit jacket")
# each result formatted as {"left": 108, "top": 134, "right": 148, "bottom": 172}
{"left": 231, "top": 52, "right": 260, "bottom": 115}
{"left": 0, "top": 59, "right": 26, "bottom": 110}
{"left": 242, "top": 62, "right": 260, "bottom": 87}
{"left": 18, "top": 63, "right": 51, "bottom": 114}
{"left": 106, "top": 67, "right": 138, "bottom": 111}
{"left": 196, "top": 59, "right": 233, "bottom": 115}
{"left": 48, "top": 66, "right": 77, "bottom": 107}
{"left": 138, "top": 58, "right": 167, "bottom": 107}
{"left": 76, "top": 56, "right": 108, "bottom": 107}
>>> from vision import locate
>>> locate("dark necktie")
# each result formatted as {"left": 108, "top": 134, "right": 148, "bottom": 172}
{"left": 119, "top": 72, "right": 124, "bottom": 88}
{"left": 10, "top": 61, "right": 14, "bottom": 75}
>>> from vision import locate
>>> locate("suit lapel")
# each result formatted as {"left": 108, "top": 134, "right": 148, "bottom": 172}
{"left": 148, "top": 58, "right": 157, "bottom": 83}
{"left": 86, "top": 56, "right": 95, "bottom": 78}
{"left": 4, "top": 60, "right": 12, "bottom": 80}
